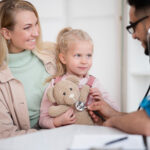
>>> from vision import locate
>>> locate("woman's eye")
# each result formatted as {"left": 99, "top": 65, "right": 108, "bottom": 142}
{"left": 70, "top": 88, "right": 72, "bottom": 91}
{"left": 24, "top": 26, "right": 30, "bottom": 30}
{"left": 35, "top": 22, "right": 38, "bottom": 26}
{"left": 63, "top": 92, "right": 66, "bottom": 95}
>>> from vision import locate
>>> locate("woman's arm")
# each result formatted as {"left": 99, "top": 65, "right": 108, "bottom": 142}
{"left": 0, "top": 98, "right": 36, "bottom": 139}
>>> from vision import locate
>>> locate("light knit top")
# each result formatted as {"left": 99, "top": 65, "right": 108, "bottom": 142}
{"left": 8, "top": 50, "right": 49, "bottom": 128}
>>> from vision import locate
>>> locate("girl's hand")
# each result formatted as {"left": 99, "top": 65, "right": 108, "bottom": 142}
{"left": 89, "top": 88, "right": 103, "bottom": 100}
{"left": 53, "top": 108, "right": 76, "bottom": 127}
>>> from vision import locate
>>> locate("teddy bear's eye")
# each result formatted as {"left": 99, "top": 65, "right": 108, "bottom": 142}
{"left": 70, "top": 88, "right": 72, "bottom": 91}
{"left": 63, "top": 92, "right": 66, "bottom": 95}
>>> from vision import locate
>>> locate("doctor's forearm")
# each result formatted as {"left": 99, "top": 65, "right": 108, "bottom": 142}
{"left": 106, "top": 110, "right": 150, "bottom": 135}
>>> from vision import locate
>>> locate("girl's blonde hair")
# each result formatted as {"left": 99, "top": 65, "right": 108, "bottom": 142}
{"left": 47, "top": 27, "right": 93, "bottom": 82}
{"left": 0, "top": 0, "right": 43, "bottom": 66}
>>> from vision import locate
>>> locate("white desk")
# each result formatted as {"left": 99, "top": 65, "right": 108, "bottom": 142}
{"left": 0, "top": 125, "right": 148, "bottom": 150}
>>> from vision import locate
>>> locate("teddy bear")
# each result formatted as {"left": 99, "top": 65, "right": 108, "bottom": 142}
{"left": 47, "top": 75, "right": 94, "bottom": 125}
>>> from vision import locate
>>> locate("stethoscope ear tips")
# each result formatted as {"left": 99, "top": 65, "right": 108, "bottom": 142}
{"left": 148, "top": 28, "right": 150, "bottom": 34}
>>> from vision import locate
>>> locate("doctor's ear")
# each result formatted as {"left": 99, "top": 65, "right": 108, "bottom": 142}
{"left": 0, "top": 28, "right": 11, "bottom": 40}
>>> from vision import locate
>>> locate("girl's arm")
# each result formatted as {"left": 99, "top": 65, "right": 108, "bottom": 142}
{"left": 39, "top": 85, "right": 56, "bottom": 129}
{"left": 39, "top": 84, "right": 76, "bottom": 128}
{"left": 53, "top": 108, "right": 76, "bottom": 127}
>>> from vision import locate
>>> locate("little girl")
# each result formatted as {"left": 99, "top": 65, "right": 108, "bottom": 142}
{"left": 39, "top": 27, "right": 119, "bottom": 128}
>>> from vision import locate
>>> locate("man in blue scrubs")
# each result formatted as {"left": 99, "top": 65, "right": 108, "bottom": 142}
{"left": 88, "top": 0, "right": 150, "bottom": 135}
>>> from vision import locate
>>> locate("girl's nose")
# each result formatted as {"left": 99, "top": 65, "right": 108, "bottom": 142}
{"left": 81, "top": 57, "right": 87, "bottom": 63}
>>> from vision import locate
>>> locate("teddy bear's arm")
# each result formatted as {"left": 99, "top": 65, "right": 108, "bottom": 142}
{"left": 80, "top": 85, "right": 90, "bottom": 103}
{"left": 48, "top": 105, "right": 70, "bottom": 117}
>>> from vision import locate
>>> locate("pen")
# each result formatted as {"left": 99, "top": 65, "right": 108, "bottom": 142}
{"left": 105, "top": 136, "right": 128, "bottom": 146}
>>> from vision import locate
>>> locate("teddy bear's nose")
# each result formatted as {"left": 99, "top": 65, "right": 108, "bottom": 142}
{"left": 69, "top": 93, "right": 74, "bottom": 98}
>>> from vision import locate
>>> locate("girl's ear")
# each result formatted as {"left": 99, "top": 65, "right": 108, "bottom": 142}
{"left": 59, "top": 53, "right": 66, "bottom": 64}
{"left": 0, "top": 28, "right": 11, "bottom": 40}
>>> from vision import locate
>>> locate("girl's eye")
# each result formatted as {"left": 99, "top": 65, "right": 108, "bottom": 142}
{"left": 74, "top": 54, "right": 81, "bottom": 57}
{"left": 63, "top": 92, "right": 66, "bottom": 95}
{"left": 87, "top": 54, "right": 92, "bottom": 58}
{"left": 70, "top": 88, "right": 72, "bottom": 91}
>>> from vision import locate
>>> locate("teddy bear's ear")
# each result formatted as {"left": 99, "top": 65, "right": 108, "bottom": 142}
{"left": 66, "top": 75, "right": 79, "bottom": 85}
{"left": 47, "top": 87, "right": 56, "bottom": 103}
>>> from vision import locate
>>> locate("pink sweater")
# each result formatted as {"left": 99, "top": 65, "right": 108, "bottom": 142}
{"left": 39, "top": 74, "right": 119, "bottom": 129}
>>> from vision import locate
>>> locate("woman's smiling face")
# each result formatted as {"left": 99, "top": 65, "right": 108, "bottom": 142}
{"left": 6, "top": 10, "right": 39, "bottom": 53}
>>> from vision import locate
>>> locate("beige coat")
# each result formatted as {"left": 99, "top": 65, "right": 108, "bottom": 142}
{"left": 0, "top": 42, "right": 56, "bottom": 139}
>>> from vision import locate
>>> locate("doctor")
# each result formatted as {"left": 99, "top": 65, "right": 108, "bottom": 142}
{"left": 88, "top": 0, "right": 150, "bottom": 136}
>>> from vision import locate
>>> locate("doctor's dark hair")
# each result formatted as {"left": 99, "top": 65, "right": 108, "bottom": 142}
{"left": 128, "top": 0, "right": 150, "bottom": 9}
{"left": 128, "top": 0, "right": 150, "bottom": 15}
{"left": 46, "top": 27, "right": 93, "bottom": 82}
{"left": 0, "top": 0, "right": 42, "bottom": 66}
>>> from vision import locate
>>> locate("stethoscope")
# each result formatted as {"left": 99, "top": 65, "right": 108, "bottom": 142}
{"left": 137, "top": 29, "right": 150, "bottom": 150}
{"left": 75, "top": 101, "right": 105, "bottom": 121}
{"left": 138, "top": 85, "right": 150, "bottom": 110}
{"left": 137, "top": 84, "right": 150, "bottom": 150}
{"left": 138, "top": 29, "right": 150, "bottom": 110}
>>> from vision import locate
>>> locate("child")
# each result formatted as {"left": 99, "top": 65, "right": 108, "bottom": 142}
{"left": 39, "top": 27, "right": 119, "bottom": 129}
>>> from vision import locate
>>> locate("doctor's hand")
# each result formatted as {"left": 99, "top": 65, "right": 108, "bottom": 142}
{"left": 88, "top": 100, "right": 120, "bottom": 123}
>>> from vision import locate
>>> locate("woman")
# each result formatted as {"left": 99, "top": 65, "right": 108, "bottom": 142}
{"left": 0, "top": 0, "right": 56, "bottom": 138}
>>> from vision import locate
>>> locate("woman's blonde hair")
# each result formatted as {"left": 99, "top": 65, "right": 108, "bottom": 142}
{"left": 0, "top": 0, "right": 43, "bottom": 66}
{"left": 47, "top": 27, "right": 93, "bottom": 82}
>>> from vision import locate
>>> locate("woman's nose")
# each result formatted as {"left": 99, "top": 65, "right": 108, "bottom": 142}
{"left": 32, "top": 27, "right": 39, "bottom": 37}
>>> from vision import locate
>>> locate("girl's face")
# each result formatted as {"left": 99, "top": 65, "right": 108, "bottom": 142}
{"left": 59, "top": 40, "right": 93, "bottom": 78}
{"left": 3, "top": 10, "right": 39, "bottom": 53}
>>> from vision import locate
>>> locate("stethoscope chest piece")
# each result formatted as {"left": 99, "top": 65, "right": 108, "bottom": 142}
{"left": 75, "top": 101, "right": 87, "bottom": 112}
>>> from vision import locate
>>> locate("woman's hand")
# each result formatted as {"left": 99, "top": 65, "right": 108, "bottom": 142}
{"left": 53, "top": 108, "right": 76, "bottom": 127}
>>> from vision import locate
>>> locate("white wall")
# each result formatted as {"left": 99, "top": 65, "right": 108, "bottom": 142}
{"left": 29, "top": 0, "right": 122, "bottom": 107}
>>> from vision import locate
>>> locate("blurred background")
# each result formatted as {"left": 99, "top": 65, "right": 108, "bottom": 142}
{"left": 29, "top": 0, "right": 150, "bottom": 112}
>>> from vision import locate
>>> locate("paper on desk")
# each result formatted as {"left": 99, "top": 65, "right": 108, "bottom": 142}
{"left": 69, "top": 134, "right": 145, "bottom": 150}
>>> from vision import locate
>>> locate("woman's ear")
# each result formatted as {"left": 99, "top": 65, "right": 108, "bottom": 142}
{"left": 0, "top": 28, "right": 11, "bottom": 40}
{"left": 59, "top": 53, "right": 66, "bottom": 64}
